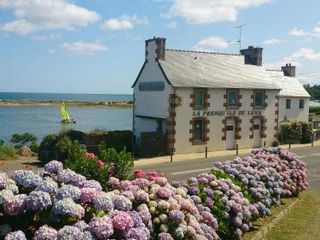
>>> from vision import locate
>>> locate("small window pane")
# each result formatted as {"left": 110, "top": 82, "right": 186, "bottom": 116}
{"left": 286, "top": 99, "right": 291, "bottom": 109}
{"left": 228, "top": 90, "right": 238, "bottom": 107}
{"left": 254, "top": 91, "right": 264, "bottom": 107}
{"left": 193, "top": 119, "right": 204, "bottom": 141}
{"left": 226, "top": 125, "right": 234, "bottom": 131}
{"left": 299, "top": 99, "right": 304, "bottom": 109}
{"left": 194, "top": 89, "right": 204, "bottom": 108}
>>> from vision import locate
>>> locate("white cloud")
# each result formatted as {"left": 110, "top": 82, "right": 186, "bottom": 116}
{"left": 262, "top": 38, "right": 281, "bottom": 45}
{"left": 48, "top": 49, "right": 55, "bottom": 54}
{"left": 0, "top": 0, "right": 99, "bottom": 35}
{"left": 32, "top": 33, "right": 60, "bottom": 41}
{"left": 194, "top": 36, "right": 229, "bottom": 51}
{"left": 288, "top": 28, "right": 309, "bottom": 36}
{"left": 166, "top": 0, "right": 270, "bottom": 24}
{"left": 0, "top": 19, "right": 37, "bottom": 35}
{"left": 101, "top": 15, "right": 148, "bottom": 31}
{"left": 62, "top": 41, "right": 108, "bottom": 55}
{"left": 284, "top": 48, "right": 320, "bottom": 61}
{"left": 166, "top": 22, "right": 177, "bottom": 29}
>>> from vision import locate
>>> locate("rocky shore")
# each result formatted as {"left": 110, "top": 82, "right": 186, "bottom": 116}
{"left": 0, "top": 99, "right": 133, "bottom": 108}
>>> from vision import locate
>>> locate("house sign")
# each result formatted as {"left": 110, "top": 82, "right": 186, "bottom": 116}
{"left": 193, "top": 110, "right": 263, "bottom": 117}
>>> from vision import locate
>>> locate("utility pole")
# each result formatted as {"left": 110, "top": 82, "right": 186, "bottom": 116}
{"left": 236, "top": 24, "right": 246, "bottom": 51}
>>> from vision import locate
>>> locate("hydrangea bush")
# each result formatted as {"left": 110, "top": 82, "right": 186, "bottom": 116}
{"left": 0, "top": 148, "right": 307, "bottom": 239}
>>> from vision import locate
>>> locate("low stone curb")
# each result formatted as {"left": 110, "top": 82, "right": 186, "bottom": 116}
{"left": 249, "top": 198, "right": 300, "bottom": 240}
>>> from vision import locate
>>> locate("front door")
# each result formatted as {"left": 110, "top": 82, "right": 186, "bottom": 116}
{"left": 226, "top": 119, "right": 236, "bottom": 150}
{"left": 253, "top": 118, "right": 262, "bottom": 148}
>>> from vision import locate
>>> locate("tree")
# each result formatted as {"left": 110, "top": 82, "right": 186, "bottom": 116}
{"left": 10, "top": 133, "right": 37, "bottom": 148}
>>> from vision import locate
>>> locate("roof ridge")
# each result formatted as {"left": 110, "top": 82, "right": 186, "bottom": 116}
{"left": 266, "top": 69, "right": 282, "bottom": 72}
{"left": 166, "top": 48, "right": 241, "bottom": 56}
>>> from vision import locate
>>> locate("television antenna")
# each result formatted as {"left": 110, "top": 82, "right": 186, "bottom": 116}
{"left": 236, "top": 24, "right": 246, "bottom": 51}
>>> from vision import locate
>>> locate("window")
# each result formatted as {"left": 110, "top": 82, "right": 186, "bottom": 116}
{"left": 299, "top": 99, "right": 304, "bottom": 109}
{"left": 194, "top": 89, "right": 205, "bottom": 108}
{"left": 286, "top": 99, "right": 291, "bottom": 109}
{"left": 227, "top": 89, "right": 238, "bottom": 108}
{"left": 254, "top": 90, "right": 265, "bottom": 108}
{"left": 193, "top": 119, "right": 204, "bottom": 142}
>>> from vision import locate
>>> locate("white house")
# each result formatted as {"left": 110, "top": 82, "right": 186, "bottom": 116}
{"left": 132, "top": 37, "right": 310, "bottom": 155}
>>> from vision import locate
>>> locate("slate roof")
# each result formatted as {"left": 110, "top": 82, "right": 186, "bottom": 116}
{"left": 267, "top": 70, "right": 310, "bottom": 98}
{"left": 158, "top": 49, "right": 280, "bottom": 90}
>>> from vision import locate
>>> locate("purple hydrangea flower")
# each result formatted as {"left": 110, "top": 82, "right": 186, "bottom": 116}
{"left": 55, "top": 185, "right": 81, "bottom": 201}
{"left": 11, "top": 170, "right": 42, "bottom": 189}
{"left": 43, "top": 161, "right": 63, "bottom": 174}
{"left": 126, "top": 227, "right": 150, "bottom": 240}
{"left": 36, "top": 178, "right": 58, "bottom": 194}
{"left": 156, "top": 187, "right": 172, "bottom": 199}
{"left": 113, "top": 195, "right": 132, "bottom": 211}
{"left": 53, "top": 198, "right": 85, "bottom": 220}
{"left": 57, "top": 169, "right": 77, "bottom": 184}
{"left": 3, "top": 194, "right": 27, "bottom": 215}
{"left": 80, "top": 188, "right": 98, "bottom": 203}
{"left": 89, "top": 216, "right": 114, "bottom": 239}
{"left": 158, "top": 232, "right": 174, "bottom": 240}
{"left": 168, "top": 210, "right": 185, "bottom": 223}
{"left": 83, "top": 231, "right": 96, "bottom": 240}
{"left": 128, "top": 211, "right": 144, "bottom": 227}
{"left": 93, "top": 192, "right": 114, "bottom": 212}
{"left": 69, "top": 174, "right": 87, "bottom": 188}
{"left": 5, "top": 230, "right": 27, "bottom": 240}
{"left": 57, "top": 226, "right": 83, "bottom": 240}
{"left": 33, "top": 225, "right": 58, "bottom": 240}
{"left": 134, "top": 190, "right": 149, "bottom": 203}
{"left": 26, "top": 191, "right": 52, "bottom": 211}
{"left": 0, "top": 190, "right": 14, "bottom": 205}
{"left": 108, "top": 177, "right": 120, "bottom": 189}
{"left": 112, "top": 211, "right": 134, "bottom": 232}
{"left": 83, "top": 180, "right": 102, "bottom": 191}
{"left": 73, "top": 220, "right": 89, "bottom": 231}
{"left": 131, "top": 178, "right": 149, "bottom": 188}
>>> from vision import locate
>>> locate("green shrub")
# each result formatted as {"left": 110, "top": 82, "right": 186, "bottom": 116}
{"left": 39, "top": 133, "right": 75, "bottom": 165}
{"left": 309, "top": 106, "right": 320, "bottom": 113}
{"left": 0, "top": 146, "right": 17, "bottom": 160}
{"left": 10, "top": 133, "right": 37, "bottom": 148}
{"left": 98, "top": 144, "right": 134, "bottom": 180}
{"left": 280, "top": 121, "right": 313, "bottom": 144}
{"left": 272, "top": 140, "right": 279, "bottom": 147}
{"left": 300, "top": 122, "right": 313, "bottom": 143}
{"left": 29, "top": 141, "right": 39, "bottom": 154}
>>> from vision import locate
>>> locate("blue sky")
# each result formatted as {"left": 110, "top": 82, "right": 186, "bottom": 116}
{"left": 0, "top": 0, "right": 320, "bottom": 94}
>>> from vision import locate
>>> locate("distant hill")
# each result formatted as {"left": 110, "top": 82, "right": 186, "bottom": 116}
{"left": 304, "top": 84, "right": 320, "bottom": 100}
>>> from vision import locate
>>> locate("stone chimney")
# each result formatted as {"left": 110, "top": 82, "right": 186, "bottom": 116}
{"left": 281, "top": 63, "right": 296, "bottom": 77}
{"left": 145, "top": 37, "right": 166, "bottom": 62}
{"left": 240, "top": 46, "right": 263, "bottom": 66}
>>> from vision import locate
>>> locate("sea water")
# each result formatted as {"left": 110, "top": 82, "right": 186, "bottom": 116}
{"left": 0, "top": 93, "right": 133, "bottom": 142}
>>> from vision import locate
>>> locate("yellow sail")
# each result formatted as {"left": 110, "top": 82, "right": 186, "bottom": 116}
{"left": 60, "top": 102, "right": 69, "bottom": 121}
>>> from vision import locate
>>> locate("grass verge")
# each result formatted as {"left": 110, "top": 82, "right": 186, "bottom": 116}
{"left": 264, "top": 191, "right": 320, "bottom": 240}
{"left": 241, "top": 197, "right": 297, "bottom": 240}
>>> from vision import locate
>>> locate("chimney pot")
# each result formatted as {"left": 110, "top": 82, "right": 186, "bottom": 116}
{"left": 281, "top": 63, "right": 296, "bottom": 77}
{"left": 145, "top": 37, "right": 166, "bottom": 61}
{"left": 240, "top": 46, "right": 263, "bottom": 66}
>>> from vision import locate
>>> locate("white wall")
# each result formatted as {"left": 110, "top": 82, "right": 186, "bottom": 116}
{"left": 133, "top": 39, "right": 173, "bottom": 143}
{"left": 278, "top": 97, "right": 310, "bottom": 123}
{"left": 174, "top": 88, "right": 280, "bottom": 154}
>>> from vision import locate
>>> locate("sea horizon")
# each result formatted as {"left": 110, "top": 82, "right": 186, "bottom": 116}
{"left": 0, "top": 92, "right": 133, "bottom": 102}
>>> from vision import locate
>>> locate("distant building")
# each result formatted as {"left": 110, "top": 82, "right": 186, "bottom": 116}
{"left": 132, "top": 37, "right": 310, "bottom": 155}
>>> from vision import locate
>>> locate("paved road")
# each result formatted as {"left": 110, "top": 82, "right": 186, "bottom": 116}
{"left": 139, "top": 145, "right": 320, "bottom": 185}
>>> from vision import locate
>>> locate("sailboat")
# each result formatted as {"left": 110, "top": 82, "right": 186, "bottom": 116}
{"left": 60, "top": 102, "right": 76, "bottom": 124}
